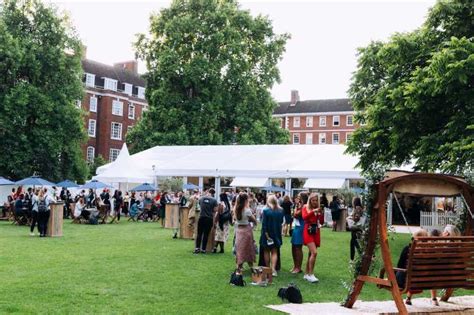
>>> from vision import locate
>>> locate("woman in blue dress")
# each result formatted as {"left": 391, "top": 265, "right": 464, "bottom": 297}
{"left": 291, "top": 193, "right": 307, "bottom": 274}
{"left": 259, "top": 194, "right": 284, "bottom": 277}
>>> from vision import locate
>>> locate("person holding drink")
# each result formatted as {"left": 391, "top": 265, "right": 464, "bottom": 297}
{"left": 302, "top": 193, "right": 324, "bottom": 283}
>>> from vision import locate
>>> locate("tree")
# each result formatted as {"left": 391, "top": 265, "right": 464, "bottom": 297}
{"left": 346, "top": 0, "right": 474, "bottom": 178}
{"left": 88, "top": 155, "right": 107, "bottom": 178}
{"left": 0, "top": 0, "right": 87, "bottom": 182}
{"left": 159, "top": 177, "right": 184, "bottom": 193}
{"left": 127, "top": 0, "right": 289, "bottom": 152}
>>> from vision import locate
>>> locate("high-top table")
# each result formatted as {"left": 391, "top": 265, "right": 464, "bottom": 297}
{"left": 47, "top": 202, "right": 64, "bottom": 237}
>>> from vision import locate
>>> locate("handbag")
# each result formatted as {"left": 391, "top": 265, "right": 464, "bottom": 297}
{"left": 277, "top": 283, "right": 303, "bottom": 303}
{"left": 229, "top": 270, "right": 246, "bottom": 286}
{"left": 307, "top": 224, "right": 318, "bottom": 235}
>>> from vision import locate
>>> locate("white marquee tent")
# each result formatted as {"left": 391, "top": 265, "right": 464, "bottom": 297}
{"left": 96, "top": 144, "right": 365, "bottom": 192}
{"left": 93, "top": 143, "right": 153, "bottom": 185}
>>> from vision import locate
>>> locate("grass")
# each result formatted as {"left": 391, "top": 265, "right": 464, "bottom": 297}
{"left": 0, "top": 220, "right": 426, "bottom": 314}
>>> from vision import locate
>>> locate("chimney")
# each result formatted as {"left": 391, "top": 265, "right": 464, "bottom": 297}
{"left": 114, "top": 60, "right": 138, "bottom": 74}
{"left": 290, "top": 90, "right": 300, "bottom": 106}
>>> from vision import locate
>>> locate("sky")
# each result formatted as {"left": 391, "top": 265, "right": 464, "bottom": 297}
{"left": 51, "top": 0, "right": 436, "bottom": 102}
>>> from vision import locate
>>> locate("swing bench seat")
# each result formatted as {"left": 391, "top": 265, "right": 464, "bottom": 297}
{"left": 377, "top": 236, "right": 474, "bottom": 297}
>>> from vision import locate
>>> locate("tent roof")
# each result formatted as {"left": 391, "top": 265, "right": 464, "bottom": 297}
{"left": 231, "top": 177, "right": 269, "bottom": 188}
{"left": 110, "top": 144, "right": 364, "bottom": 179}
{"left": 93, "top": 143, "right": 153, "bottom": 183}
{"left": 304, "top": 178, "right": 345, "bottom": 189}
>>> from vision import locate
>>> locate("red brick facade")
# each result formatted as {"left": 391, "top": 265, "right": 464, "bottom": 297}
{"left": 80, "top": 59, "right": 147, "bottom": 162}
{"left": 274, "top": 91, "right": 356, "bottom": 145}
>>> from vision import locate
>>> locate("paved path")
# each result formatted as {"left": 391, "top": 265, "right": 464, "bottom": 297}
{"left": 267, "top": 295, "right": 474, "bottom": 314}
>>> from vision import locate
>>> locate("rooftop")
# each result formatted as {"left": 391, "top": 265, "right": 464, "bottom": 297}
{"left": 274, "top": 98, "right": 352, "bottom": 115}
{"left": 82, "top": 59, "right": 146, "bottom": 87}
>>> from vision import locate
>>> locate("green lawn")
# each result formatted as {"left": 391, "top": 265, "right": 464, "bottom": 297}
{"left": 1, "top": 220, "right": 416, "bottom": 314}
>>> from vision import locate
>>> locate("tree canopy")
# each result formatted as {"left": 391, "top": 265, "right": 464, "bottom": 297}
{"left": 346, "top": 0, "right": 474, "bottom": 178}
{"left": 127, "top": 0, "right": 290, "bottom": 152}
{"left": 0, "top": 0, "right": 87, "bottom": 182}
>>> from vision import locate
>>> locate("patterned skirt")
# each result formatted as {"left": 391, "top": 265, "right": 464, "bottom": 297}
{"left": 235, "top": 225, "right": 256, "bottom": 265}
{"left": 215, "top": 222, "right": 230, "bottom": 242}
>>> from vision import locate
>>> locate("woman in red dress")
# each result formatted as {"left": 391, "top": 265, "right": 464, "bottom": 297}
{"left": 302, "top": 193, "right": 324, "bottom": 283}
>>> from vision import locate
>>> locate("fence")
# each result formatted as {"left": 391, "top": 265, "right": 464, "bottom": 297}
{"left": 420, "top": 211, "right": 459, "bottom": 230}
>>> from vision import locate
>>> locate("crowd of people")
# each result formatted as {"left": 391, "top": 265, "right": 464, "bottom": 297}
{"left": 3, "top": 186, "right": 57, "bottom": 237}
{"left": 191, "top": 188, "right": 359, "bottom": 283}
{"left": 5, "top": 184, "right": 465, "bottom": 293}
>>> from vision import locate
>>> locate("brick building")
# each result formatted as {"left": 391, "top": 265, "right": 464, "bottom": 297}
{"left": 273, "top": 90, "right": 356, "bottom": 144}
{"left": 79, "top": 59, "right": 147, "bottom": 162}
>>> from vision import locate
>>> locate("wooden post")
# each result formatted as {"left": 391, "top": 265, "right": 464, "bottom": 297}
{"left": 165, "top": 203, "right": 180, "bottom": 229}
{"left": 47, "top": 202, "right": 64, "bottom": 237}
{"left": 179, "top": 206, "right": 194, "bottom": 239}
{"left": 344, "top": 186, "right": 380, "bottom": 308}
{"left": 378, "top": 185, "right": 407, "bottom": 315}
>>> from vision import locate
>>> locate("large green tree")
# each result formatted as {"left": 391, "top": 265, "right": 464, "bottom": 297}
{"left": 346, "top": 0, "right": 474, "bottom": 178}
{"left": 0, "top": 0, "right": 87, "bottom": 182}
{"left": 127, "top": 0, "right": 289, "bottom": 151}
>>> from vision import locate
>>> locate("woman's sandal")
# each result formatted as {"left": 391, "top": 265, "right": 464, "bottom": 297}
{"left": 405, "top": 297, "right": 412, "bottom": 305}
{"left": 431, "top": 298, "right": 439, "bottom": 306}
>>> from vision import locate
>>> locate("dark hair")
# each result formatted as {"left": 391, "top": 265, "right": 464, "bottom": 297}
{"left": 353, "top": 197, "right": 362, "bottom": 208}
{"left": 430, "top": 229, "right": 441, "bottom": 237}
{"left": 209, "top": 188, "right": 215, "bottom": 196}
{"left": 234, "top": 193, "right": 248, "bottom": 221}
{"left": 332, "top": 196, "right": 338, "bottom": 202}
{"left": 299, "top": 192, "right": 309, "bottom": 204}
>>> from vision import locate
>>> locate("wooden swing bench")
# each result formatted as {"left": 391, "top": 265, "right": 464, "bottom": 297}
{"left": 344, "top": 171, "right": 474, "bottom": 315}
{"left": 377, "top": 236, "right": 474, "bottom": 294}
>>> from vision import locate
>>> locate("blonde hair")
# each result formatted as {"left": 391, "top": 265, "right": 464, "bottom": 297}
{"left": 413, "top": 229, "right": 428, "bottom": 238}
{"left": 444, "top": 224, "right": 461, "bottom": 237}
{"left": 266, "top": 194, "right": 280, "bottom": 210}
{"left": 306, "top": 193, "right": 319, "bottom": 210}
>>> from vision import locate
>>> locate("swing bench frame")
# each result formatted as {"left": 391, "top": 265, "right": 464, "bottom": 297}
{"left": 343, "top": 171, "right": 474, "bottom": 315}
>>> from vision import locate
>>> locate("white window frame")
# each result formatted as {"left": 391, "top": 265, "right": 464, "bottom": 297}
{"left": 346, "top": 115, "right": 353, "bottom": 126}
{"left": 112, "top": 99, "right": 123, "bottom": 116}
{"left": 89, "top": 96, "right": 97, "bottom": 113}
{"left": 333, "top": 115, "right": 340, "bottom": 127}
{"left": 85, "top": 73, "right": 95, "bottom": 87}
{"left": 137, "top": 87, "right": 146, "bottom": 99}
{"left": 104, "top": 78, "right": 118, "bottom": 91}
{"left": 293, "top": 116, "right": 300, "bottom": 128}
{"left": 109, "top": 148, "right": 120, "bottom": 162}
{"left": 293, "top": 133, "right": 300, "bottom": 144}
{"left": 332, "top": 132, "right": 340, "bottom": 144}
{"left": 306, "top": 116, "right": 313, "bottom": 127}
{"left": 306, "top": 133, "right": 313, "bottom": 144}
{"left": 319, "top": 132, "right": 326, "bottom": 144}
{"left": 127, "top": 125, "right": 133, "bottom": 133}
{"left": 111, "top": 122, "right": 122, "bottom": 140}
{"left": 75, "top": 100, "right": 82, "bottom": 109}
{"left": 285, "top": 116, "right": 289, "bottom": 129}
{"left": 128, "top": 103, "right": 135, "bottom": 120}
{"left": 124, "top": 83, "right": 133, "bottom": 96}
{"left": 88, "top": 119, "right": 96, "bottom": 137}
{"left": 319, "top": 116, "right": 327, "bottom": 127}
{"left": 86, "top": 146, "right": 95, "bottom": 163}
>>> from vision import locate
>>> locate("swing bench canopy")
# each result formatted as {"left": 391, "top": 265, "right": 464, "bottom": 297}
{"left": 385, "top": 170, "right": 468, "bottom": 197}
{"left": 344, "top": 171, "right": 474, "bottom": 315}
